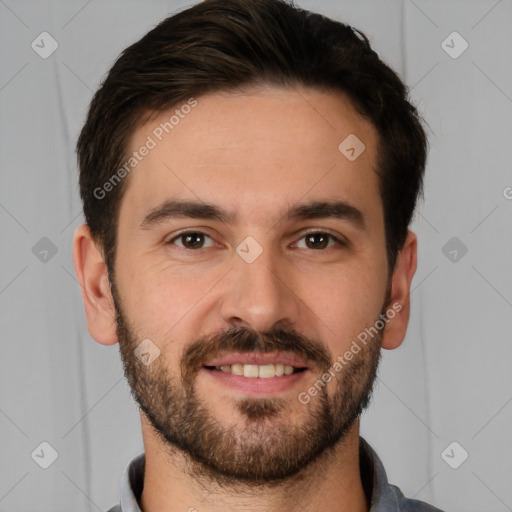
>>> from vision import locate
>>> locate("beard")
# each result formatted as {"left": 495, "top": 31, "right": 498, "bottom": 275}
{"left": 111, "top": 278, "right": 387, "bottom": 487}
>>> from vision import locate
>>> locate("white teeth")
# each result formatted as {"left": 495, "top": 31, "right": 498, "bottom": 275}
{"left": 213, "top": 363, "right": 299, "bottom": 378}
{"left": 243, "top": 364, "right": 259, "bottom": 378}
{"left": 258, "top": 364, "right": 275, "bottom": 378}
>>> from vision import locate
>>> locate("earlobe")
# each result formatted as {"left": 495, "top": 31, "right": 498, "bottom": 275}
{"left": 72, "top": 224, "right": 119, "bottom": 346}
{"left": 380, "top": 230, "right": 418, "bottom": 350}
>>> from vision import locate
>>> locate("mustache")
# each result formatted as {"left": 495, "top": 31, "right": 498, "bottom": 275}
{"left": 181, "top": 326, "right": 333, "bottom": 378}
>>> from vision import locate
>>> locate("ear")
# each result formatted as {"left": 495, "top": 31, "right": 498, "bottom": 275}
{"left": 381, "top": 230, "right": 418, "bottom": 350}
{"left": 72, "top": 224, "right": 118, "bottom": 345}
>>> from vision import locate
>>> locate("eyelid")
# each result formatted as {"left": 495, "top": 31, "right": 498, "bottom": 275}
{"left": 292, "top": 229, "right": 347, "bottom": 248}
{"left": 166, "top": 229, "right": 217, "bottom": 248}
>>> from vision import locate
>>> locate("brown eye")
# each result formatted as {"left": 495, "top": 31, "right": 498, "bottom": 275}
{"left": 305, "top": 233, "right": 330, "bottom": 249}
{"left": 296, "top": 232, "right": 342, "bottom": 250}
{"left": 169, "top": 232, "right": 214, "bottom": 249}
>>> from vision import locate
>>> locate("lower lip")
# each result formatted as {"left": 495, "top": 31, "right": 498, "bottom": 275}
{"left": 200, "top": 368, "right": 309, "bottom": 396}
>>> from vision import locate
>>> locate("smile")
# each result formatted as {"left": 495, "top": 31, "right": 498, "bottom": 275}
{"left": 204, "top": 363, "right": 307, "bottom": 378}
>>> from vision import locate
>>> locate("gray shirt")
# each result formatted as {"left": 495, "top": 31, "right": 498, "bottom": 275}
{"left": 107, "top": 437, "right": 444, "bottom": 511}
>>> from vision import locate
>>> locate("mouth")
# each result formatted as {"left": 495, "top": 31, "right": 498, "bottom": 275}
{"left": 200, "top": 352, "right": 311, "bottom": 396}
{"left": 204, "top": 363, "right": 307, "bottom": 378}
{"left": 202, "top": 351, "right": 310, "bottom": 375}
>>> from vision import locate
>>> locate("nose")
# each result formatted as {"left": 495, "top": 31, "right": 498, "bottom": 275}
{"left": 220, "top": 243, "right": 301, "bottom": 333}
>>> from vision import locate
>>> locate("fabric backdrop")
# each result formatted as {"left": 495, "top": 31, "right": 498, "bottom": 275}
{"left": 1, "top": 1, "right": 511, "bottom": 511}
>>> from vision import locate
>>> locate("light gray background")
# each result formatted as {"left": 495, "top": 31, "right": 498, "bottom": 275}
{"left": 1, "top": 0, "right": 511, "bottom": 511}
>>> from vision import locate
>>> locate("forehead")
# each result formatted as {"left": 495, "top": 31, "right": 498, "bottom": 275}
{"left": 119, "top": 86, "right": 382, "bottom": 233}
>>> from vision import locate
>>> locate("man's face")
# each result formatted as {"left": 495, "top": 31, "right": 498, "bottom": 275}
{"left": 111, "top": 86, "right": 390, "bottom": 483}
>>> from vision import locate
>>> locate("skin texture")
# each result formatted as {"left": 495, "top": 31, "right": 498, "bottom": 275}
{"left": 73, "top": 86, "right": 418, "bottom": 512}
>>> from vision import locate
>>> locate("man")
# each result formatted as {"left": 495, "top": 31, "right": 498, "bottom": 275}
{"left": 72, "top": 0, "right": 443, "bottom": 510}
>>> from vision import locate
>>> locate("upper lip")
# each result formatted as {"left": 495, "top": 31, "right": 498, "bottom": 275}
{"left": 203, "top": 352, "right": 309, "bottom": 368}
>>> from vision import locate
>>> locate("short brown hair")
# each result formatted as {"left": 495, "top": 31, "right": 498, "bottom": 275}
{"left": 77, "top": 0, "right": 428, "bottom": 278}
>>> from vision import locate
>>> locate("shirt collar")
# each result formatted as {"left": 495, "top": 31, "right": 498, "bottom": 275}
{"left": 359, "top": 436, "right": 401, "bottom": 509}
{"left": 119, "top": 436, "right": 398, "bottom": 511}
{"left": 119, "top": 451, "right": 145, "bottom": 512}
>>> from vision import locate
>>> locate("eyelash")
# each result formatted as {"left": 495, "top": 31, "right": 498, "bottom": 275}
{"left": 166, "top": 230, "right": 346, "bottom": 251}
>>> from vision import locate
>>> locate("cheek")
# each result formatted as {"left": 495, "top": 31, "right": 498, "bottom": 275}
{"left": 302, "top": 263, "right": 385, "bottom": 351}
{"left": 116, "top": 259, "right": 222, "bottom": 344}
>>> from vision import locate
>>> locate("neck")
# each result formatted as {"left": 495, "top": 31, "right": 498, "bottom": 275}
{"left": 138, "top": 416, "right": 368, "bottom": 512}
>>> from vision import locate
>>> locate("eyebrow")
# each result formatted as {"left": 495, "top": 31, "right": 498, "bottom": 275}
{"left": 139, "top": 199, "right": 366, "bottom": 231}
